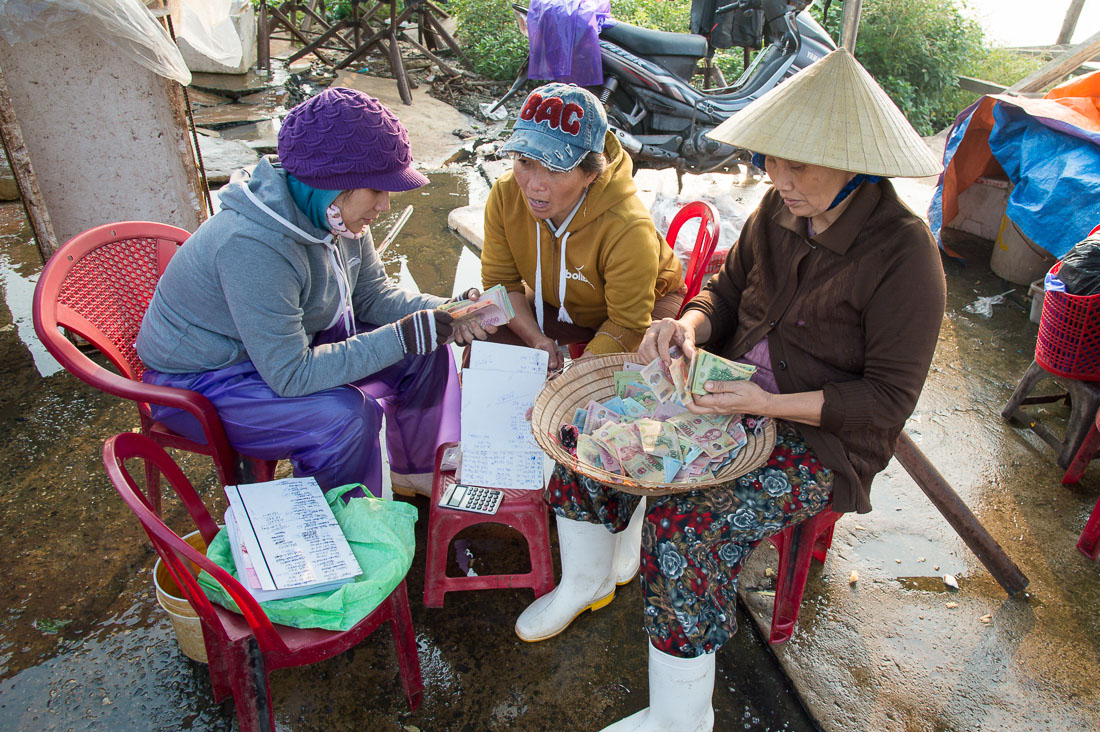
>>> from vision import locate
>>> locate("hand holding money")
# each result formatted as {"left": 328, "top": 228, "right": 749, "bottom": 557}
{"left": 687, "top": 377, "right": 771, "bottom": 417}
{"left": 638, "top": 317, "right": 699, "bottom": 365}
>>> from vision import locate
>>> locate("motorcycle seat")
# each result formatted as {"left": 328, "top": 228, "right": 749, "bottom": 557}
{"left": 601, "top": 21, "right": 708, "bottom": 60}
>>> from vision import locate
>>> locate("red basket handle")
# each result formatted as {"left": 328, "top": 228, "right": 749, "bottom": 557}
{"left": 1090, "top": 223, "right": 1100, "bottom": 238}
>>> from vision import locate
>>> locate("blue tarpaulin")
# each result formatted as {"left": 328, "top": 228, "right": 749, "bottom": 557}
{"left": 930, "top": 71, "right": 1100, "bottom": 260}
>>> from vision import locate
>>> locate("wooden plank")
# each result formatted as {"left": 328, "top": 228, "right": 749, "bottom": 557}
{"left": 0, "top": 66, "right": 58, "bottom": 260}
{"left": 1057, "top": 0, "right": 1087, "bottom": 46}
{"left": 840, "top": 0, "right": 862, "bottom": 50}
{"left": 958, "top": 75, "right": 1006, "bottom": 95}
{"left": 1007, "top": 30, "right": 1100, "bottom": 93}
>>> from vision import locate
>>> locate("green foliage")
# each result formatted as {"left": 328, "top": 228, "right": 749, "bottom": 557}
{"left": 609, "top": 0, "right": 688, "bottom": 31}
{"left": 949, "top": 46, "right": 1047, "bottom": 111}
{"left": 812, "top": 0, "right": 984, "bottom": 135}
{"left": 447, "top": 0, "right": 530, "bottom": 80}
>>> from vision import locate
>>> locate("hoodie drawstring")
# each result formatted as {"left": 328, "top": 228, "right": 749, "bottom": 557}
{"left": 242, "top": 184, "right": 356, "bottom": 337}
{"left": 534, "top": 191, "right": 586, "bottom": 331}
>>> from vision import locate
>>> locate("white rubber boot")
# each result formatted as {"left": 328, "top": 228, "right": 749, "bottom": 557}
{"left": 612, "top": 498, "right": 646, "bottom": 585}
{"left": 515, "top": 515, "right": 616, "bottom": 642}
{"left": 390, "top": 471, "right": 433, "bottom": 497}
{"left": 600, "top": 644, "right": 716, "bottom": 732}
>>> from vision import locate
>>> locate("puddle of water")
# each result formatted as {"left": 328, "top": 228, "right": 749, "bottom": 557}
{"left": 0, "top": 203, "right": 60, "bottom": 378}
{"left": 377, "top": 169, "right": 479, "bottom": 298}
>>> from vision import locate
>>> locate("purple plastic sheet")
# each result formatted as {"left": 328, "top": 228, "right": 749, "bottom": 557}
{"left": 528, "top": 0, "right": 615, "bottom": 86}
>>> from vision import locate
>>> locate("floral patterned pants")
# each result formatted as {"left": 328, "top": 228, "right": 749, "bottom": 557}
{"left": 547, "top": 422, "right": 834, "bottom": 658}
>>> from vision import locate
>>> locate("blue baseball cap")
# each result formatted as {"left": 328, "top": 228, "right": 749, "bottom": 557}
{"left": 502, "top": 83, "right": 607, "bottom": 172}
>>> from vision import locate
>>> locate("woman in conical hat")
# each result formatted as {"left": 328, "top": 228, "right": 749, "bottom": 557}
{"left": 539, "top": 48, "right": 948, "bottom": 732}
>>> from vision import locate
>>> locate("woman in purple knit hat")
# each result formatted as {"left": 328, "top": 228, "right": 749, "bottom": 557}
{"left": 136, "top": 87, "right": 492, "bottom": 498}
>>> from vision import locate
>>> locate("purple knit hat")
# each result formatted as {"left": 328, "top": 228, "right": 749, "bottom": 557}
{"left": 277, "top": 87, "right": 429, "bottom": 192}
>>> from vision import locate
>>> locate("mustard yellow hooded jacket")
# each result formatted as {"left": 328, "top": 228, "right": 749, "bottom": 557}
{"left": 481, "top": 133, "right": 684, "bottom": 354}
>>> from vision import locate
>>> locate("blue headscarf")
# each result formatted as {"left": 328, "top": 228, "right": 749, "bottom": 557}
{"left": 750, "top": 152, "right": 880, "bottom": 212}
{"left": 286, "top": 173, "right": 342, "bottom": 231}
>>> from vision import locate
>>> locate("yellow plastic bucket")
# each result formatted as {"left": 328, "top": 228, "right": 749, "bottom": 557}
{"left": 153, "top": 529, "right": 209, "bottom": 663}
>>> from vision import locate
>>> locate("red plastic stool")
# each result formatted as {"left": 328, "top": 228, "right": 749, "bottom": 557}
{"left": 422, "top": 442, "right": 555, "bottom": 607}
{"left": 765, "top": 509, "right": 843, "bottom": 644}
{"left": 1077, "top": 496, "right": 1100, "bottom": 559}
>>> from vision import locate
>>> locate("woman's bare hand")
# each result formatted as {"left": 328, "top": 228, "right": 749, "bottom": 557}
{"left": 638, "top": 318, "right": 696, "bottom": 364}
{"left": 532, "top": 336, "right": 564, "bottom": 372}
{"left": 687, "top": 378, "right": 771, "bottom": 416}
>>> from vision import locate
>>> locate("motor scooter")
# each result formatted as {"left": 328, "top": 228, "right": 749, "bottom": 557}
{"left": 493, "top": 0, "right": 836, "bottom": 174}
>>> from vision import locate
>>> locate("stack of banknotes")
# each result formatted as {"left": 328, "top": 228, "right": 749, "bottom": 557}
{"left": 440, "top": 284, "right": 515, "bottom": 327}
{"left": 567, "top": 349, "right": 766, "bottom": 484}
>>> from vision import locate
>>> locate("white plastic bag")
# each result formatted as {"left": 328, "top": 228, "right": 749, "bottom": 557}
{"left": 172, "top": 0, "right": 243, "bottom": 68}
{"left": 0, "top": 0, "right": 191, "bottom": 85}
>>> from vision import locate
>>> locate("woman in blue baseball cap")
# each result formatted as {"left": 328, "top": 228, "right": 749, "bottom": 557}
{"left": 479, "top": 82, "right": 686, "bottom": 644}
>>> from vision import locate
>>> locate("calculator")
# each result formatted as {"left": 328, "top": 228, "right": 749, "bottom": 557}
{"left": 439, "top": 482, "right": 504, "bottom": 515}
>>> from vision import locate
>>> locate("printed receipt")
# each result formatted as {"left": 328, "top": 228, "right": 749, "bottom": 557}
{"left": 226, "top": 477, "right": 361, "bottom": 591}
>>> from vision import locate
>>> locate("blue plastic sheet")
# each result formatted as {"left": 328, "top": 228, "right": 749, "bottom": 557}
{"left": 988, "top": 103, "right": 1100, "bottom": 259}
{"left": 929, "top": 75, "right": 1100, "bottom": 260}
{"left": 527, "top": 0, "right": 615, "bottom": 86}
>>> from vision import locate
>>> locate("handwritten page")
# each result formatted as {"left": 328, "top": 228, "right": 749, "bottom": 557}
{"left": 460, "top": 448, "right": 544, "bottom": 490}
{"left": 469, "top": 341, "right": 549, "bottom": 375}
{"left": 459, "top": 360, "right": 548, "bottom": 490}
{"left": 225, "top": 477, "right": 361, "bottom": 591}
{"left": 460, "top": 369, "right": 545, "bottom": 450}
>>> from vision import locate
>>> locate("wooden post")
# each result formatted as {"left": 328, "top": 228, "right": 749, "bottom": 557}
{"left": 840, "top": 0, "right": 862, "bottom": 50}
{"left": 895, "top": 431, "right": 1030, "bottom": 596}
{"left": 1057, "top": 0, "right": 1087, "bottom": 46}
{"left": 0, "top": 66, "right": 58, "bottom": 260}
{"left": 1007, "top": 29, "right": 1100, "bottom": 94}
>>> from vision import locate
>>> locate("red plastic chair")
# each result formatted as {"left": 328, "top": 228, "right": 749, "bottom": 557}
{"left": 765, "top": 509, "right": 843, "bottom": 644}
{"left": 102, "top": 432, "right": 422, "bottom": 731}
{"left": 422, "top": 442, "right": 555, "bottom": 607}
{"left": 566, "top": 201, "right": 722, "bottom": 359}
{"left": 33, "top": 221, "right": 276, "bottom": 511}
{"left": 665, "top": 200, "right": 721, "bottom": 316}
{"left": 1060, "top": 409, "right": 1100, "bottom": 559}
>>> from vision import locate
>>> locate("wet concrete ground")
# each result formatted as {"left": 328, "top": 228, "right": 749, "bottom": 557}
{"left": 0, "top": 168, "right": 815, "bottom": 731}
{"left": 2, "top": 68, "right": 1098, "bottom": 731}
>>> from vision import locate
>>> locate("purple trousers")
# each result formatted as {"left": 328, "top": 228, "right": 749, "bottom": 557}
{"left": 143, "top": 320, "right": 460, "bottom": 497}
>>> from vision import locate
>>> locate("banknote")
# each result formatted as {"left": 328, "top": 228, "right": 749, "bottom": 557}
{"left": 620, "top": 397, "right": 649, "bottom": 419}
{"left": 590, "top": 435, "right": 621, "bottom": 474}
{"left": 688, "top": 349, "right": 757, "bottom": 395}
{"left": 583, "top": 399, "right": 620, "bottom": 435}
{"left": 639, "top": 357, "right": 677, "bottom": 403}
{"left": 440, "top": 284, "right": 516, "bottom": 327}
{"left": 667, "top": 413, "right": 738, "bottom": 458}
{"left": 594, "top": 422, "right": 643, "bottom": 464}
{"left": 635, "top": 419, "right": 663, "bottom": 454}
{"left": 636, "top": 420, "right": 681, "bottom": 460}
{"left": 571, "top": 407, "right": 588, "bottom": 433}
{"left": 668, "top": 351, "right": 693, "bottom": 404}
{"left": 622, "top": 383, "right": 659, "bottom": 412}
{"left": 663, "top": 457, "right": 683, "bottom": 482}
{"left": 676, "top": 451, "right": 715, "bottom": 481}
{"left": 576, "top": 434, "right": 603, "bottom": 469}
{"left": 653, "top": 400, "right": 689, "bottom": 421}
{"left": 603, "top": 396, "right": 627, "bottom": 416}
{"left": 614, "top": 369, "right": 646, "bottom": 398}
{"left": 621, "top": 450, "right": 664, "bottom": 481}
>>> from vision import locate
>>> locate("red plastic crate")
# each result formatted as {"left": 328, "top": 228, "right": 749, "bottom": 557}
{"left": 1035, "top": 260, "right": 1100, "bottom": 381}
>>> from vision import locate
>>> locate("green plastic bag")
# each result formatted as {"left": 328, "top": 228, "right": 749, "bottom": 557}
{"left": 197, "top": 484, "right": 417, "bottom": 631}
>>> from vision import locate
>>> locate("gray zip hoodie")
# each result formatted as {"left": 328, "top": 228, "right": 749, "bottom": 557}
{"left": 136, "top": 157, "right": 445, "bottom": 398}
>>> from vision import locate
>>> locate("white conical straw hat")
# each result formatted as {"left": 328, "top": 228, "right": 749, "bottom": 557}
{"left": 707, "top": 48, "right": 942, "bottom": 178}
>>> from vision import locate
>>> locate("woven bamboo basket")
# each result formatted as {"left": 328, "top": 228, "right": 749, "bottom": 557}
{"left": 530, "top": 353, "right": 776, "bottom": 496}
